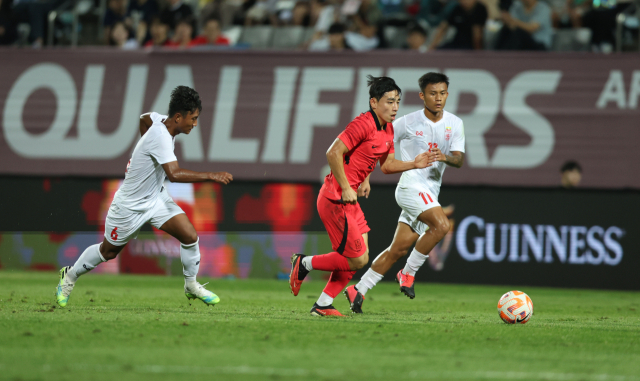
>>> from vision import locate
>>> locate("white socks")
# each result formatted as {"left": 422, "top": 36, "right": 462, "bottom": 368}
{"left": 355, "top": 269, "right": 384, "bottom": 296}
{"left": 316, "top": 292, "right": 333, "bottom": 307}
{"left": 69, "top": 244, "right": 106, "bottom": 282}
{"left": 403, "top": 248, "right": 429, "bottom": 276}
{"left": 302, "top": 256, "right": 313, "bottom": 271}
{"left": 181, "top": 238, "right": 200, "bottom": 286}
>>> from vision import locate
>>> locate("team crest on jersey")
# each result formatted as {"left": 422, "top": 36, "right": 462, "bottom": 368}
{"left": 445, "top": 126, "right": 452, "bottom": 141}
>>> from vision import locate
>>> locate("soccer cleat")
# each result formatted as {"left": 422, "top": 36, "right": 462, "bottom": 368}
{"left": 185, "top": 282, "right": 220, "bottom": 306}
{"left": 289, "top": 253, "right": 309, "bottom": 296}
{"left": 396, "top": 270, "right": 416, "bottom": 299}
{"left": 344, "top": 285, "right": 365, "bottom": 314}
{"left": 55, "top": 266, "right": 75, "bottom": 307}
{"left": 310, "top": 303, "right": 345, "bottom": 317}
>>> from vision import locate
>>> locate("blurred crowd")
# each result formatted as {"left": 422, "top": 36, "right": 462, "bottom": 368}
{"left": 0, "top": 0, "right": 636, "bottom": 51}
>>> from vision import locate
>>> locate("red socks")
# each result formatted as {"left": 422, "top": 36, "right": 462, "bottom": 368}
{"left": 311, "top": 252, "right": 351, "bottom": 272}
{"left": 323, "top": 270, "right": 356, "bottom": 298}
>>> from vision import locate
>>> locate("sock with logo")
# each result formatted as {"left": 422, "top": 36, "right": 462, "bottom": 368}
{"left": 403, "top": 248, "right": 429, "bottom": 276}
{"left": 355, "top": 268, "right": 384, "bottom": 296}
{"left": 69, "top": 244, "right": 106, "bottom": 282}
{"left": 311, "top": 252, "right": 351, "bottom": 272}
{"left": 180, "top": 238, "right": 200, "bottom": 287}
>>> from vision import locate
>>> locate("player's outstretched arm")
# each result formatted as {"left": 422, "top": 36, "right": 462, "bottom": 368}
{"left": 161, "top": 161, "right": 233, "bottom": 184}
{"left": 139, "top": 113, "right": 153, "bottom": 137}
{"left": 430, "top": 148, "right": 464, "bottom": 168}
{"left": 380, "top": 152, "right": 433, "bottom": 174}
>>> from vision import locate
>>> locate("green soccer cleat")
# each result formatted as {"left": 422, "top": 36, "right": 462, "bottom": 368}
{"left": 55, "top": 266, "right": 76, "bottom": 307}
{"left": 185, "top": 282, "right": 220, "bottom": 306}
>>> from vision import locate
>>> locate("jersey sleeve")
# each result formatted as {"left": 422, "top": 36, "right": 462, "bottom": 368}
{"left": 149, "top": 133, "right": 177, "bottom": 165}
{"left": 392, "top": 117, "right": 407, "bottom": 148}
{"left": 450, "top": 120, "right": 466, "bottom": 153}
{"left": 388, "top": 125, "right": 395, "bottom": 154}
{"left": 338, "top": 119, "right": 370, "bottom": 150}
{"left": 150, "top": 112, "right": 168, "bottom": 124}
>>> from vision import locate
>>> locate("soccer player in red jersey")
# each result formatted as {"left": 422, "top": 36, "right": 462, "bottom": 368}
{"left": 289, "top": 76, "right": 433, "bottom": 316}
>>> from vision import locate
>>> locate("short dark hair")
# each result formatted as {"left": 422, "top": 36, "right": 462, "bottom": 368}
{"left": 561, "top": 161, "right": 582, "bottom": 173}
{"left": 419, "top": 72, "right": 449, "bottom": 92}
{"left": 168, "top": 86, "right": 202, "bottom": 118}
{"left": 367, "top": 75, "right": 402, "bottom": 101}
{"left": 408, "top": 25, "right": 427, "bottom": 37}
{"left": 328, "top": 23, "right": 346, "bottom": 35}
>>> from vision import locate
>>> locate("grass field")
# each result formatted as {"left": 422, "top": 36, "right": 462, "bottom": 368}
{"left": 0, "top": 271, "right": 639, "bottom": 381}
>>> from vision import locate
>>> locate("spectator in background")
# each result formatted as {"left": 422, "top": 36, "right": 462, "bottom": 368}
{"left": 417, "top": 0, "right": 457, "bottom": 27}
{"left": 0, "top": 0, "right": 17, "bottom": 45}
{"left": 344, "top": 0, "right": 382, "bottom": 50}
{"left": 12, "top": 0, "right": 65, "bottom": 47}
{"left": 560, "top": 161, "right": 582, "bottom": 188}
{"left": 110, "top": 21, "right": 139, "bottom": 49}
{"left": 144, "top": 17, "right": 177, "bottom": 46}
{"left": 103, "top": 0, "right": 128, "bottom": 44}
{"left": 189, "top": 18, "right": 230, "bottom": 46}
{"left": 291, "top": 1, "right": 311, "bottom": 26}
{"left": 495, "top": 0, "right": 552, "bottom": 50}
{"left": 429, "top": 0, "right": 488, "bottom": 49}
{"left": 550, "top": 0, "right": 588, "bottom": 28}
{"left": 308, "top": 22, "right": 353, "bottom": 50}
{"left": 160, "top": 0, "right": 194, "bottom": 31}
{"left": 405, "top": 24, "right": 429, "bottom": 51}
{"left": 126, "top": 0, "right": 159, "bottom": 45}
{"left": 170, "top": 16, "right": 196, "bottom": 48}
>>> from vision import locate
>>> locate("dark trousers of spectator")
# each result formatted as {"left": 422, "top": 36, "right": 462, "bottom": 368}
{"left": 582, "top": 8, "right": 616, "bottom": 46}
{"left": 495, "top": 26, "right": 546, "bottom": 50}
{"left": 12, "top": 0, "right": 65, "bottom": 43}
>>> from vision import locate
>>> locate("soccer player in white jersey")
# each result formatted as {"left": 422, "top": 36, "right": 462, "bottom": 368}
{"left": 55, "top": 86, "right": 233, "bottom": 308}
{"left": 344, "top": 72, "right": 465, "bottom": 313}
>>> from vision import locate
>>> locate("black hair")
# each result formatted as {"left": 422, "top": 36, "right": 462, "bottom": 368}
{"left": 418, "top": 72, "right": 449, "bottom": 92}
{"left": 328, "top": 23, "right": 346, "bottom": 35}
{"left": 367, "top": 75, "right": 402, "bottom": 101}
{"left": 560, "top": 161, "right": 582, "bottom": 173}
{"left": 168, "top": 86, "right": 202, "bottom": 118}
{"left": 408, "top": 25, "right": 427, "bottom": 37}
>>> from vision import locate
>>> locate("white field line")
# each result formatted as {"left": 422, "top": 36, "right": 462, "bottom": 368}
{"left": 11, "top": 364, "right": 637, "bottom": 381}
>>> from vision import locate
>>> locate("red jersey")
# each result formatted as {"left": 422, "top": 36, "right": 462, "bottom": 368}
{"left": 188, "top": 35, "right": 231, "bottom": 47}
{"left": 321, "top": 111, "right": 395, "bottom": 199}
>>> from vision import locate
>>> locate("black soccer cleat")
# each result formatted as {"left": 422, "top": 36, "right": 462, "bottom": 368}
{"left": 344, "top": 285, "right": 365, "bottom": 314}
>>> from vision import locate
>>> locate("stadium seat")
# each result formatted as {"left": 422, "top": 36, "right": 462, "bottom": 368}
{"left": 239, "top": 26, "right": 274, "bottom": 49}
{"left": 270, "top": 26, "right": 305, "bottom": 49}
{"left": 552, "top": 28, "right": 591, "bottom": 51}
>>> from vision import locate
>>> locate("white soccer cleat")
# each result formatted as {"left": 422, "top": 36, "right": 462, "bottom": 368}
{"left": 55, "top": 266, "right": 76, "bottom": 307}
{"left": 185, "top": 282, "right": 220, "bottom": 306}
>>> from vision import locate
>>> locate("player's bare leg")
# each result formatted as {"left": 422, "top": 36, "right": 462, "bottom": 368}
{"left": 396, "top": 207, "right": 450, "bottom": 298}
{"left": 56, "top": 238, "right": 124, "bottom": 307}
{"left": 159, "top": 213, "right": 220, "bottom": 306}
{"left": 348, "top": 223, "right": 419, "bottom": 312}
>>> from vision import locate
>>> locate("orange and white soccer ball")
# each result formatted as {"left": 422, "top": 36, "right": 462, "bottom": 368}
{"left": 497, "top": 290, "right": 533, "bottom": 324}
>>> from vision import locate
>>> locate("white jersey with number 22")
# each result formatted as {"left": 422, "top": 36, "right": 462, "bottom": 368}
{"left": 393, "top": 109, "right": 465, "bottom": 197}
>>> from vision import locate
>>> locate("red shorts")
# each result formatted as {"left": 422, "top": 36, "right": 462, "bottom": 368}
{"left": 317, "top": 190, "right": 370, "bottom": 258}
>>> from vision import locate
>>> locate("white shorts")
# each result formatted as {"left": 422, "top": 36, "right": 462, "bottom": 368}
{"left": 395, "top": 184, "right": 440, "bottom": 235}
{"left": 104, "top": 188, "right": 184, "bottom": 246}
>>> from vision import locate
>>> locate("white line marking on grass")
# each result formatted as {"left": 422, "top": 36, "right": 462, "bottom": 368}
{"left": 10, "top": 364, "right": 636, "bottom": 381}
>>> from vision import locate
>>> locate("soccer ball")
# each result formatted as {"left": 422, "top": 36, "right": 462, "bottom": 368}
{"left": 497, "top": 290, "right": 533, "bottom": 324}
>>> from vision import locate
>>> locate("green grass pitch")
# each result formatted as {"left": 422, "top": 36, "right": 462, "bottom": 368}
{"left": 0, "top": 271, "right": 639, "bottom": 381}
